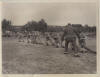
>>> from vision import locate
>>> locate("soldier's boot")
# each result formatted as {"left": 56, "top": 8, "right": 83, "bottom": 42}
{"left": 74, "top": 53, "right": 80, "bottom": 57}
{"left": 73, "top": 47, "right": 80, "bottom": 57}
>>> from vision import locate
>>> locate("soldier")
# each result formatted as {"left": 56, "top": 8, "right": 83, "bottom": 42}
{"left": 31, "top": 31, "right": 36, "bottom": 44}
{"left": 53, "top": 33, "right": 61, "bottom": 48}
{"left": 78, "top": 32, "right": 87, "bottom": 53}
{"left": 18, "top": 32, "right": 24, "bottom": 42}
{"left": 27, "top": 31, "right": 32, "bottom": 43}
{"left": 61, "top": 23, "right": 79, "bottom": 57}
{"left": 45, "top": 32, "right": 51, "bottom": 46}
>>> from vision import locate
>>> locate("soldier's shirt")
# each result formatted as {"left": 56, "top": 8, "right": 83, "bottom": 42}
{"left": 64, "top": 26, "right": 77, "bottom": 39}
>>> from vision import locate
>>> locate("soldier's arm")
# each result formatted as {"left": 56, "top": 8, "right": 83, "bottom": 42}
{"left": 74, "top": 30, "right": 80, "bottom": 39}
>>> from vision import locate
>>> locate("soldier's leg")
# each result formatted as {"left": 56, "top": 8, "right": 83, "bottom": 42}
{"left": 28, "top": 36, "right": 30, "bottom": 43}
{"left": 32, "top": 36, "right": 36, "bottom": 44}
{"left": 55, "top": 39, "right": 58, "bottom": 47}
{"left": 22, "top": 37, "right": 24, "bottom": 42}
{"left": 64, "top": 40, "right": 69, "bottom": 54}
{"left": 33, "top": 36, "right": 36, "bottom": 44}
{"left": 20, "top": 36, "right": 23, "bottom": 42}
{"left": 70, "top": 42, "right": 74, "bottom": 50}
{"left": 18, "top": 36, "right": 21, "bottom": 42}
{"left": 72, "top": 39, "right": 80, "bottom": 57}
{"left": 79, "top": 39, "right": 87, "bottom": 53}
{"left": 56, "top": 39, "right": 60, "bottom": 48}
{"left": 27, "top": 36, "right": 29, "bottom": 43}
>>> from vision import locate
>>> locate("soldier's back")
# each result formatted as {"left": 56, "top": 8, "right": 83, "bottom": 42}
{"left": 64, "top": 26, "right": 76, "bottom": 38}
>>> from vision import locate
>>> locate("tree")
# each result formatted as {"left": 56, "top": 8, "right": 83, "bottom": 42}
{"left": 92, "top": 26, "right": 96, "bottom": 32}
{"left": 84, "top": 24, "right": 89, "bottom": 32}
{"left": 22, "top": 21, "right": 38, "bottom": 31}
{"left": 22, "top": 19, "right": 47, "bottom": 32}
{"left": 38, "top": 19, "right": 47, "bottom": 32}
{"left": 2, "top": 19, "right": 12, "bottom": 32}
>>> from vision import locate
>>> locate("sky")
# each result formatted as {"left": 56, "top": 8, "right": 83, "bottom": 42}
{"left": 2, "top": 2, "right": 97, "bottom": 26}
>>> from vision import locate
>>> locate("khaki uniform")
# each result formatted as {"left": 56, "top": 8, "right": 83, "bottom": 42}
{"left": 53, "top": 33, "right": 61, "bottom": 47}
{"left": 78, "top": 32, "right": 86, "bottom": 52}
{"left": 62, "top": 25, "right": 78, "bottom": 53}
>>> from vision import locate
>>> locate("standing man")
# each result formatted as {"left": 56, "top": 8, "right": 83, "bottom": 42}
{"left": 61, "top": 23, "right": 79, "bottom": 57}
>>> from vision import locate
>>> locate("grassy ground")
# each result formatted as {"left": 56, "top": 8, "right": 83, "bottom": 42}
{"left": 2, "top": 37, "right": 96, "bottom": 74}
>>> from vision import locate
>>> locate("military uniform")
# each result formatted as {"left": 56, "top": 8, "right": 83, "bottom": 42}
{"left": 45, "top": 33, "right": 51, "bottom": 46}
{"left": 53, "top": 33, "right": 61, "bottom": 47}
{"left": 27, "top": 32, "right": 32, "bottom": 43}
{"left": 62, "top": 24, "right": 79, "bottom": 56}
{"left": 79, "top": 32, "right": 86, "bottom": 47}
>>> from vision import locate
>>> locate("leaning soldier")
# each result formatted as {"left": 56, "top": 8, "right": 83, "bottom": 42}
{"left": 31, "top": 31, "right": 36, "bottom": 44}
{"left": 78, "top": 32, "right": 87, "bottom": 53}
{"left": 61, "top": 23, "right": 79, "bottom": 57}
{"left": 45, "top": 32, "right": 51, "bottom": 46}
{"left": 27, "top": 31, "right": 32, "bottom": 43}
{"left": 53, "top": 33, "right": 61, "bottom": 48}
{"left": 18, "top": 31, "right": 24, "bottom": 42}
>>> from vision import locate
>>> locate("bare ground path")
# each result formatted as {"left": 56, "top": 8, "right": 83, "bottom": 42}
{"left": 2, "top": 37, "right": 96, "bottom": 74}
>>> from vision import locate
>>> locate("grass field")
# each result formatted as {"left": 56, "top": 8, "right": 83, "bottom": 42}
{"left": 2, "top": 37, "right": 96, "bottom": 74}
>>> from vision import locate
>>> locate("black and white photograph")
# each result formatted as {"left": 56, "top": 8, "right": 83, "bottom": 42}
{"left": 2, "top": 2, "right": 97, "bottom": 74}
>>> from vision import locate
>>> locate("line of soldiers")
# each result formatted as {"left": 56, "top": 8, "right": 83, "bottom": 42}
{"left": 17, "top": 23, "right": 86, "bottom": 57}
{"left": 17, "top": 31, "right": 62, "bottom": 47}
{"left": 18, "top": 31, "right": 43, "bottom": 44}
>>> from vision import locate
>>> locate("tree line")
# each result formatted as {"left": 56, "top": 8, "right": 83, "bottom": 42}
{"left": 2, "top": 19, "right": 96, "bottom": 33}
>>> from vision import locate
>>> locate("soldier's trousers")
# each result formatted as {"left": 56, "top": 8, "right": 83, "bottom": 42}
{"left": 65, "top": 37, "right": 78, "bottom": 53}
